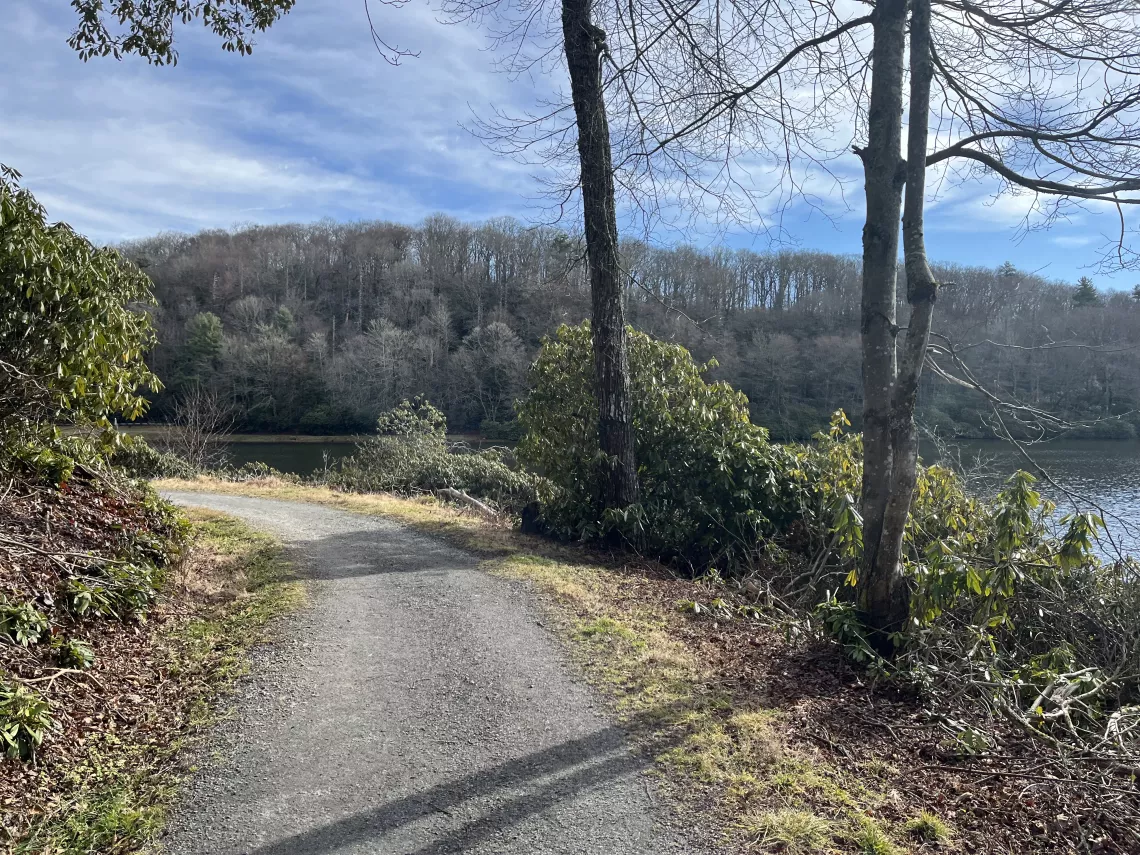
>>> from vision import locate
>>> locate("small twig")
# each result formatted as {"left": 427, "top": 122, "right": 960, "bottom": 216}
{"left": 0, "top": 533, "right": 127, "bottom": 567}
{"left": 434, "top": 488, "right": 498, "bottom": 518}
{"left": 914, "top": 764, "right": 1139, "bottom": 796}
{"left": 13, "top": 668, "right": 85, "bottom": 689}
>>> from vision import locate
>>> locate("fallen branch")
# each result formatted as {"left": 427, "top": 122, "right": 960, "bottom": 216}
{"left": 0, "top": 533, "right": 127, "bottom": 568}
{"left": 14, "top": 668, "right": 85, "bottom": 687}
{"left": 914, "top": 764, "right": 1140, "bottom": 797}
{"left": 434, "top": 488, "right": 497, "bottom": 518}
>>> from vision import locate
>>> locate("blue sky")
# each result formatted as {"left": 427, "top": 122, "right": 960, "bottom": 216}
{"left": 1, "top": 0, "right": 1132, "bottom": 289}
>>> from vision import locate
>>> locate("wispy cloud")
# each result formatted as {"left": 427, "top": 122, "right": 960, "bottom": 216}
{"left": 0, "top": 0, "right": 546, "bottom": 241}
{"left": 0, "top": 0, "right": 1126, "bottom": 286}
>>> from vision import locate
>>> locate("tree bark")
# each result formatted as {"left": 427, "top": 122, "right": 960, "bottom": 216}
{"left": 857, "top": 0, "right": 910, "bottom": 643}
{"left": 858, "top": 0, "right": 941, "bottom": 649}
{"left": 561, "top": 0, "right": 639, "bottom": 509}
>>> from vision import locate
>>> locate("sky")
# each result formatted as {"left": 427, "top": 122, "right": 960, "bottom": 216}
{"left": 0, "top": 0, "right": 1133, "bottom": 289}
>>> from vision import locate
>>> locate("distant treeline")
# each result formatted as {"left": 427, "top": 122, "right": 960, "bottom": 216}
{"left": 126, "top": 216, "right": 1140, "bottom": 440}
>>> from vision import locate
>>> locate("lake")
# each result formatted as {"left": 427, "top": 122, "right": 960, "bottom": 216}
{"left": 928, "top": 440, "right": 1140, "bottom": 559}
{"left": 226, "top": 436, "right": 1139, "bottom": 557}
{"left": 227, "top": 440, "right": 357, "bottom": 475}
{"left": 224, "top": 435, "right": 503, "bottom": 475}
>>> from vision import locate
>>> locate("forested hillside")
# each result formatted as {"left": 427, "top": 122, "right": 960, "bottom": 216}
{"left": 128, "top": 217, "right": 1140, "bottom": 439}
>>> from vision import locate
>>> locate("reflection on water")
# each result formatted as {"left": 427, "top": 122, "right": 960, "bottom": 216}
{"left": 223, "top": 436, "right": 502, "bottom": 477}
{"left": 225, "top": 441, "right": 356, "bottom": 475}
{"left": 226, "top": 436, "right": 1140, "bottom": 559}
{"left": 928, "top": 440, "right": 1140, "bottom": 559}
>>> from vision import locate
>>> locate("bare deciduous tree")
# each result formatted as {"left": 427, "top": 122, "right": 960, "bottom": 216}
{"left": 553, "top": 0, "right": 1140, "bottom": 643}
{"left": 159, "top": 386, "right": 234, "bottom": 471}
{"left": 561, "top": 0, "right": 639, "bottom": 508}
{"left": 443, "top": 0, "right": 640, "bottom": 509}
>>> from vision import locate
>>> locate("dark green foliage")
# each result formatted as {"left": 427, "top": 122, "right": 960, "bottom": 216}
{"left": 480, "top": 419, "right": 524, "bottom": 442}
{"left": 0, "top": 600, "right": 50, "bottom": 647}
{"left": 108, "top": 435, "right": 199, "bottom": 479}
{"left": 791, "top": 418, "right": 1140, "bottom": 747}
{"left": 180, "top": 312, "right": 224, "bottom": 386}
{"left": 271, "top": 305, "right": 295, "bottom": 335}
{"left": 226, "top": 461, "right": 302, "bottom": 483}
{"left": 0, "top": 168, "right": 160, "bottom": 438}
{"left": 329, "top": 400, "right": 538, "bottom": 511}
{"left": 8, "top": 433, "right": 102, "bottom": 487}
{"left": 816, "top": 597, "right": 881, "bottom": 667}
{"left": 0, "top": 681, "right": 55, "bottom": 761}
{"left": 375, "top": 397, "right": 447, "bottom": 438}
{"left": 518, "top": 322, "right": 799, "bottom": 568}
{"left": 68, "top": 0, "right": 297, "bottom": 64}
{"left": 1072, "top": 276, "right": 1101, "bottom": 307}
{"left": 62, "top": 563, "right": 161, "bottom": 623}
{"left": 54, "top": 638, "right": 96, "bottom": 671}
{"left": 53, "top": 489, "right": 183, "bottom": 628}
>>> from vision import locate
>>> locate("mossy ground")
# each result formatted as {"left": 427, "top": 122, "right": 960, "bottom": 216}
{"left": 9, "top": 508, "right": 303, "bottom": 854}
{"left": 155, "top": 477, "right": 956, "bottom": 853}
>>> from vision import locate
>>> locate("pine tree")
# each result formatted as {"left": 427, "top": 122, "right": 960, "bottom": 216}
{"left": 183, "top": 312, "right": 224, "bottom": 384}
{"left": 1072, "top": 276, "right": 1101, "bottom": 307}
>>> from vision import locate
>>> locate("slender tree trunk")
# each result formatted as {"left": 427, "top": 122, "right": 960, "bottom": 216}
{"left": 562, "top": 0, "right": 639, "bottom": 509}
{"left": 858, "top": 0, "right": 940, "bottom": 648}
{"left": 857, "top": 0, "right": 909, "bottom": 642}
{"left": 882, "top": 0, "right": 938, "bottom": 622}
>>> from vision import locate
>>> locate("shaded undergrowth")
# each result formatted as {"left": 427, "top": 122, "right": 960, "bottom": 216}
{"left": 4, "top": 506, "right": 302, "bottom": 854}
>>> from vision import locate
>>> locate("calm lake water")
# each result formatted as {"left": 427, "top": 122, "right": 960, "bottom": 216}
{"left": 227, "top": 440, "right": 357, "bottom": 475}
{"left": 227, "top": 437, "right": 1140, "bottom": 557}
{"left": 224, "top": 436, "right": 501, "bottom": 475}
{"left": 928, "top": 440, "right": 1140, "bottom": 558}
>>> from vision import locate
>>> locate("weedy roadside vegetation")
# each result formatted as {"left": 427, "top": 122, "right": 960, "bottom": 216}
{"left": 1, "top": 483, "right": 301, "bottom": 852}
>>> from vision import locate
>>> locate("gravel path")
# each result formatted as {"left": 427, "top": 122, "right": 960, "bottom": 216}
{"left": 158, "top": 492, "right": 697, "bottom": 855}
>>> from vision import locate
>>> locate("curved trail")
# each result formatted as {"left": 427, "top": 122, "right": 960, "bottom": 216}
{"left": 159, "top": 492, "right": 696, "bottom": 855}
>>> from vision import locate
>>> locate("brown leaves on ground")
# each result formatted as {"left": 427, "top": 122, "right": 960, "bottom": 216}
{"left": 598, "top": 557, "right": 1138, "bottom": 855}
{"left": 0, "top": 475, "right": 247, "bottom": 845}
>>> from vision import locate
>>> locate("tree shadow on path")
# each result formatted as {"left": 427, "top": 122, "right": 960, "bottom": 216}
{"left": 243, "top": 725, "right": 654, "bottom": 855}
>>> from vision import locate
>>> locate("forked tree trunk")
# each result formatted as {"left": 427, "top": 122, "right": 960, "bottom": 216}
{"left": 858, "top": 0, "right": 940, "bottom": 649}
{"left": 856, "top": 0, "right": 910, "bottom": 644}
{"left": 561, "top": 0, "right": 639, "bottom": 509}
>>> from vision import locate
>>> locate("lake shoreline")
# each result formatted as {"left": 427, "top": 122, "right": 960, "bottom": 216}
{"left": 208, "top": 434, "right": 1138, "bottom": 558}
{"left": 120, "top": 426, "right": 494, "bottom": 445}
{"left": 120, "top": 423, "right": 1140, "bottom": 447}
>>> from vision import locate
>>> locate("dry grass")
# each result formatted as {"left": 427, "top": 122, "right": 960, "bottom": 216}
{"left": 741, "top": 808, "right": 833, "bottom": 854}
{"left": 154, "top": 475, "right": 520, "bottom": 555}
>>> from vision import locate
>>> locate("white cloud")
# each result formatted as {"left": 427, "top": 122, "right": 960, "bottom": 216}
{"left": 1052, "top": 234, "right": 1097, "bottom": 249}
{"left": 0, "top": 0, "right": 550, "bottom": 241}
{"left": 0, "top": 0, "right": 1125, "bottom": 286}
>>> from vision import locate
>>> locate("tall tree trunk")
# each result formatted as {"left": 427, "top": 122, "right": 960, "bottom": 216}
{"left": 562, "top": 0, "right": 639, "bottom": 509}
{"left": 857, "top": 0, "right": 909, "bottom": 643}
{"left": 858, "top": 0, "right": 940, "bottom": 648}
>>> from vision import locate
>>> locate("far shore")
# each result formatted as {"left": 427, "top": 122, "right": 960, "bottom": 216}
{"left": 109, "top": 424, "right": 1140, "bottom": 446}
{"left": 118, "top": 425, "right": 495, "bottom": 444}
{"left": 119, "top": 425, "right": 365, "bottom": 443}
